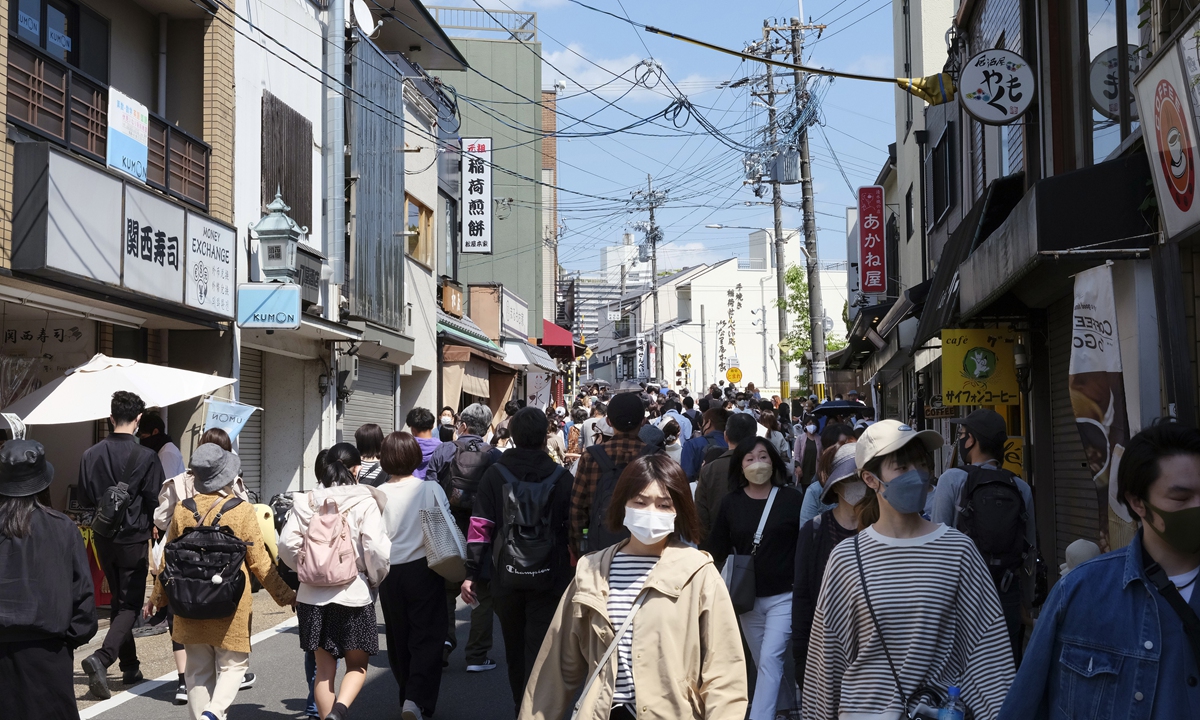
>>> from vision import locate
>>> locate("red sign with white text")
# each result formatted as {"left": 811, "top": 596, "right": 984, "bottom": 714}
{"left": 858, "top": 185, "right": 886, "bottom": 294}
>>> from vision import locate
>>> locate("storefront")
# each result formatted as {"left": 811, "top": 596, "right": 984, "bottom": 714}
{"left": 436, "top": 310, "right": 516, "bottom": 419}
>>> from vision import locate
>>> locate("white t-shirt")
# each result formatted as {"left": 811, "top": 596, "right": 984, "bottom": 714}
{"left": 1169, "top": 566, "right": 1200, "bottom": 603}
{"left": 377, "top": 477, "right": 447, "bottom": 565}
{"left": 158, "top": 442, "right": 186, "bottom": 478}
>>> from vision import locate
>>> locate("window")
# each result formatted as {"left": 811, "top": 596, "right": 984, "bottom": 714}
{"left": 905, "top": 184, "right": 915, "bottom": 239}
{"left": 902, "top": 0, "right": 913, "bottom": 131}
{"left": 928, "top": 124, "right": 955, "bottom": 228}
{"left": 10, "top": 0, "right": 107, "bottom": 81}
{"left": 261, "top": 92, "right": 313, "bottom": 229}
{"left": 405, "top": 194, "right": 434, "bottom": 268}
{"left": 438, "top": 191, "right": 457, "bottom": 280}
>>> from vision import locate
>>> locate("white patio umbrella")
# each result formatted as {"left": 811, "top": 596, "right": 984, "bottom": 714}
{"left": 0, "top": 353, "right": 236, "bottom": 426}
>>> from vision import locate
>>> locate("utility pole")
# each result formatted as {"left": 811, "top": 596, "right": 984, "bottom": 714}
{"left": 634, "top": 176, "right": 666, "bottom": 381}
{"left": 759, "top": 22, "right": 790, "bottom": 400}
{"left": 700, "top": 304, "right": 707, "bottom": 391}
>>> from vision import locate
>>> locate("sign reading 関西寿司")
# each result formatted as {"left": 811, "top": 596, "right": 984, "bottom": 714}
{"left": 857, "top": 186, "right": 886, "bottom": 295}
{"left": 237, "top": 283, "right": 301, "bottom": 330}
{"left": 461, "top": 138, "right": 493, "bottom": 254}
{"left": 123, "top": 185, "right": 184, "bottom": 303}
{"left": 960, "top": 49, "right": 1036, "bottom": 125}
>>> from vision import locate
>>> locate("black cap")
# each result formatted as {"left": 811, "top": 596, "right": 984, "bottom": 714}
{"left": 951, "top": 408, "right": 1007, "bottom": 444}
{"left": 607, "top": 392, "right": 645, "bottom": 432}
{"left": 0, "top": 439, "right": 55, "bottom": 498}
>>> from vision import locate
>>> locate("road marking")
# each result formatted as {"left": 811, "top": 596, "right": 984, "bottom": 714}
{"left": 79, "top": 615, "right": 299, "bottom": 719}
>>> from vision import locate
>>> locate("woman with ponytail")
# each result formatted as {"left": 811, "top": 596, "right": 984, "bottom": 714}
{"left": 279, "top": 443, "right": 390, "bottom": 720}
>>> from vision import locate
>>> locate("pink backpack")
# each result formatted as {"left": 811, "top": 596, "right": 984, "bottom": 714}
{"left": 296, "top": 495, "right": 359, "bottom": 587}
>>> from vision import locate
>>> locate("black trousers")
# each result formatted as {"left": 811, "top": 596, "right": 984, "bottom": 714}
{"left": 0, "top": 639, "right": 80, "bottom": 720}
{"left": 999, "top": 584, "right": 1024, "bottom": 668}
{"left": 492, "top": 585, "right": 568, "bottom": 709}
{"left": 93, "top": 536, "right": 148, "bottom": 671}
{"left": 380, "top": 558, "right": 448, "bottom": 715}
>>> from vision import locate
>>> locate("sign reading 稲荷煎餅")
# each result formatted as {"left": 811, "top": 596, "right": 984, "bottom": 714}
{"left": 960, "top": 49, "right": 1035, "bottom": 125}
{"left": 461, "top": 138, "right": 493, "bottom": 254}
{"left": 107, "top": 88, "right": 149, "bottom": 182}
{"left": 857, "top": 186, "right": 885, "bottom": 295}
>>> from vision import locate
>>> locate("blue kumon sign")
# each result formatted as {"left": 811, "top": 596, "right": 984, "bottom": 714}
{"left": 236, "top": 283, "right": 302, "bottom": 330}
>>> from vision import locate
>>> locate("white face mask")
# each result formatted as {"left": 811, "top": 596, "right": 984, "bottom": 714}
{"left": 805, "top": 424, "right": 817, "bottom": 435}
{"left": 838, "top": 478, "right": 868, "bottom": 505}
{"left": 623, "top": 506, "right": 676, "bottom": 545}
{"left": 744, "top": 461, "right": 774, "bottom": 485}
{"left": 440, "top": 416, "right": 454, "bottom": 426}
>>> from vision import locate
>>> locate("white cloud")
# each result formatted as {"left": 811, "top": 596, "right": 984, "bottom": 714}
{"left": 846, "top": 54, "right": 892, "bottom": 77}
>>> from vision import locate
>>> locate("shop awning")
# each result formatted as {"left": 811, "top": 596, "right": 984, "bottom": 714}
{"left": 540, "top": 319, "right": 576, "bottom": 360}
{"left": 502, "top": 339, "right": 559, "bottom": 374}
{"left": 913, "top": 173, "right": 1027, "bottom": 350}
{"left": 437, "top": 310, "right": 503, "bottom": 357}
{"left": 958, "top": 153, "right": 1154, "bottom": 320}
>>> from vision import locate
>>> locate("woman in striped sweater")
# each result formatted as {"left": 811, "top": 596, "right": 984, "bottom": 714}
{"left": 802, "top": 420, "right": 1016, "bottom": 720}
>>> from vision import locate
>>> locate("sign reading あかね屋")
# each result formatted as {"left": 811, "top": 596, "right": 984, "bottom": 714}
{"left": 186, "top": 214, "right": 236, "bottom": 318}
{"left": 461, "top": 138, "right": 493, "bottom": 254}
{"left": 857, "top": 186, "right": 886, "bottom": 294}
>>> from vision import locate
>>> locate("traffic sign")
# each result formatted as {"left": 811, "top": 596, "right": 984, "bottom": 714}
{"left": 726, "top": 367, "right": 743, "bottom": 384}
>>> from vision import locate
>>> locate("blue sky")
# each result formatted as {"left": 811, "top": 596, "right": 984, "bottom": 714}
{"left": 439, "top": 0, "right": 898, "bottom": 270}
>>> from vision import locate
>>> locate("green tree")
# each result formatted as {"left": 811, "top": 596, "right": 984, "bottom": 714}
{"left": 775, "top": 263, "right": 846, "bottom": 362}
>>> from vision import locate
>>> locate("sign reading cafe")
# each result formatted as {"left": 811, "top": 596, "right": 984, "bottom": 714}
{"left": 461, "top": 138, "right": 493, "bottom": 254}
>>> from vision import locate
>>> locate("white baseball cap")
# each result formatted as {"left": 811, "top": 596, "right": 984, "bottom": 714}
{"left": 855, "top": 419, "right": 943, "bottom": 468}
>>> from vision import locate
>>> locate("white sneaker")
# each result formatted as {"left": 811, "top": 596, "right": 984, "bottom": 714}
{"left": 402, "top": 699, "right": 421, "bottom": 719}
{"left": 466, "top": 658, "right": 497, "bottom": 673}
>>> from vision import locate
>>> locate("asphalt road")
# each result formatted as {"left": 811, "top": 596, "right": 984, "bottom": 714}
{"left": 81, "top": 598, "right": 515, "bottom": 720}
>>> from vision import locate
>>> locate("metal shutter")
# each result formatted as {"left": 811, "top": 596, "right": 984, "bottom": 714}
{"left": 1048, "top": 297, "right": 1101, "bottom": 566}
{"left": 343, "top": 358, "right": 396, "bottom": 437}
{"left": 238, "top": 347, "right": 264, "bottom": 499}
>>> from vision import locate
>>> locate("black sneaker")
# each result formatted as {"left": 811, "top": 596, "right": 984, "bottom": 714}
{"left": 466, "top": 658, "right": 497, "bottom": 673}
{"left": 122, "top": 669, "right": 144, "bottom": 685}
{"left": 239, "top": 672, "right": 256, "bottom": 690}
{"left": 174, "top": 682, "right": 188, "bottom": 705}
{"left": 81, "top": 655, "right": 111, "bottom": 700}
{"left": 442, "top": 641, "right": 452, "bottom": 668}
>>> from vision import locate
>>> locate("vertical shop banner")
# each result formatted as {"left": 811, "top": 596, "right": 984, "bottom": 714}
{"left": 857, "top": 186, "right": 886, "bottom": 294}
{"left": 203, "top": 398, "right": 258, "bottom": 441}
{"left": 940, "top": 328, "right": 1020, "bottom": 405}
{"left": 635, "top": 336, "right": 647, "bottom": 379}
{"left": 461, "top": 138, "right": 493, "bottom": 254}
{"left": 1069, "top": 265, "right": 1135, "bottom": 550}
{"left": 106, "top": 88, "right": 149, "bottom": 182}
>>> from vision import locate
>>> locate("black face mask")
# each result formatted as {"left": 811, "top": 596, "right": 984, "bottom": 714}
{"left": 957, "top": 435, "right": 972, "bottom": 465}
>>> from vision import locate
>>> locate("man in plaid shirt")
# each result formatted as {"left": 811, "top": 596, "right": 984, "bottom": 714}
{"left": 569, "top": 392, "right": 648, "bottom": 552}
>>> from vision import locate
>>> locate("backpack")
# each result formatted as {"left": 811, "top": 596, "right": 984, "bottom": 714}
{"left": 585, "top": 443, "right": 663, "bottom": 552}
{"left": 90, "top": 451, "right": 140, "bottom": 538}
{"left": 493, "top": 464, "right": 567, "bottom": 591}
{"left": 160, "top": 497, "right": 247, "bottom": 620}
{"left": 444, "top": 439, "right": 493, "bottom": 512}
{"left": 295, "top": 494, "right": 359, "bottom": 587}
{"left": 701, "top": 435, "right": 726, "bottom": 467}
{"left": 956, "top": 464, "right": 1029, "bottom": 588}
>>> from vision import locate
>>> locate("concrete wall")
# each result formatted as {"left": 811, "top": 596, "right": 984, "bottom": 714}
{"left": 435, "top": 38, "right": 544, "bottom": 335}
{"left": 89, "top": 0, "right": 156, "bottom": 105}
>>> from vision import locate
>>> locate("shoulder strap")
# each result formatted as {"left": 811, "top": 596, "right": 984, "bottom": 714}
{"left": 570, "top": 591, "right": 649, "bottom": 720}
{"left": 587, "top": 444, "right": 615, "bottom": 474}
{"left": 202, "top": 497, "right": 243, "bottom": 526}
{"left": 854, "top": 535, "right": 908, "bottom": 710}
{"left": 118, "top": 446, "right": 140, "bottom": 489}
{"left": 181, "top": 497, "right": 201, "bottom": 522}
{"left": 811, "top": 511, "right": 824, "bottom": 543}
{"left": 1145, "top": 558, "right": 1200, "bottom": 673}
{"left": 751, "top": 486, "right": 779, "bottom": 551}
{"left": 493, "top": 464, "right": 520, "bottom": 486}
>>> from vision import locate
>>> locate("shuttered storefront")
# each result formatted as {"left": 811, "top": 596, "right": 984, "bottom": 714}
{"left": 1048, "top": 297, "right": 1101, "bottom": 566}
{"left": 239, "top": 347, "right": 264, "bottom": 500}
{"left": 342, "top": 358, "right": 396, "bottom": 436}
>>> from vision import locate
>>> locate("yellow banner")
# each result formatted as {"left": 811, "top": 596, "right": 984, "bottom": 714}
{"left": 1003, "top": 437, "right": 1023, "bottom": 475}
{"left": 941, "top": 328, "right": 1020, "bottom": 406}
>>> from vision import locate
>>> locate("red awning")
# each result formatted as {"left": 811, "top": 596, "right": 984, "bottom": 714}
{"left": 541, "top": 320, "right": 575, "bottom": 359}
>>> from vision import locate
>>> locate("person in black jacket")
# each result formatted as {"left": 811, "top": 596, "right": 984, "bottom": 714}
{"left": 460, "top": 407, "right": 574, "bottom": 711}
{"left": 0, "top": 439, "right": 97, "bottom": 720}
{"left": 77, "top": 390, "right": 166, "bottom": 699}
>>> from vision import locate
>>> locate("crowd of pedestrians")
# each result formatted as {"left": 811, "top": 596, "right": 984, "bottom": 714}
{"left": 1, "top": 381, "right": 1198, "bottom": 720}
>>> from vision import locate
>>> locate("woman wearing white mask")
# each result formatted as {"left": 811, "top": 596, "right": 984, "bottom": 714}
{"left": 791, "top": 443, "right": 864, "bottom": 690}
{"left": 704, "top": 437, "right": 805, "bottom": 720}
{"left": 518, "top": 455, "right": 747, "bottom": 720}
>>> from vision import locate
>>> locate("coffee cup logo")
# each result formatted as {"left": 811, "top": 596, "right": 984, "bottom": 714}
{"left": 1154, "top": 79, "right": 1195, "bottom": 212}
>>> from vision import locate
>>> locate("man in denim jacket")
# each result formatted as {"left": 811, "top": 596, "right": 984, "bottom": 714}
{"left": 999, "top": 423, "right": 1200, "bottom": 720}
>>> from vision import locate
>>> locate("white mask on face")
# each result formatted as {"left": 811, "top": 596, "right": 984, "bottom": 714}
{"left": 440, "top": 416, "right": 454, "bottom": 426}
{"left": 744, "top": 461, "right": 774, "bottom": 485}
{"left": 623, "top": 506, "right": 676, "bottom": 545}
{"left": 838, "top": 478, "right": 868, "bottom": 505}
{"left": 805, "top": 424, "right": 817, "bottom": 435}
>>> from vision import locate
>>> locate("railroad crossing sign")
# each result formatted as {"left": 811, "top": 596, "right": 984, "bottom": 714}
{"left": 678, "top": 353, "right": 691, "bottom": 369}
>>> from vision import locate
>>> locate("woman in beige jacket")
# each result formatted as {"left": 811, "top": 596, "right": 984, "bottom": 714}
{"left": 519, "top": 455, "right": 747, "bottom": 720}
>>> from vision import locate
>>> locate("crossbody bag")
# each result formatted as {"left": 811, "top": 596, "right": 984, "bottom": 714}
{"left": 720, "top": 486, "right": 778, "bottom": 615}
{"left": 571, "top": 591, "right": 648, "bottom": 720}
{"left": 1144, "top": 555, "right": 1200, "bottom": 673}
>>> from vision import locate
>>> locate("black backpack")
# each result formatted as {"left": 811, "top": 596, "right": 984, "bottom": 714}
{"left": 493, "top": 465, "right": 567, "bottom": 591}
{"left": 160, "top": 497, "right": 248, "bottom": 620}
{"left": 443, "top": 439, "right": 493, "bottom": 512}
{"left": 584, "top": 442, "right": 665, "bottom": 552}
{"left": 90, "top": 450, "right": 141, "bottom": 538}
{"left": 956, "top": 464, "right": 1029, "bottom": 588}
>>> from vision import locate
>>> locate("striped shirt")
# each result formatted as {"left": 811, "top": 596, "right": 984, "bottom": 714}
{"left": 802, "top": 524, "right": 1015, "bottom": 720}
{"left": 607, "top": 552, "right": 659, "bottom": 708}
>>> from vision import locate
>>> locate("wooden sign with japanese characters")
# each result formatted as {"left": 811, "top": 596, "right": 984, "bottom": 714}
{"left": 857, "top": 185, "right": 886, "bottom": 295}
{"left": 461, "top": 138, "right": 493, "bottom": 254}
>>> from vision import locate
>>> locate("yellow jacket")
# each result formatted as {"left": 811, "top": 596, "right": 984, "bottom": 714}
{"left": 150, "top": 492, "right": 295, "bottom": 653}
{"left": 519, "top": 539, "right": 747, "bottom": 720}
